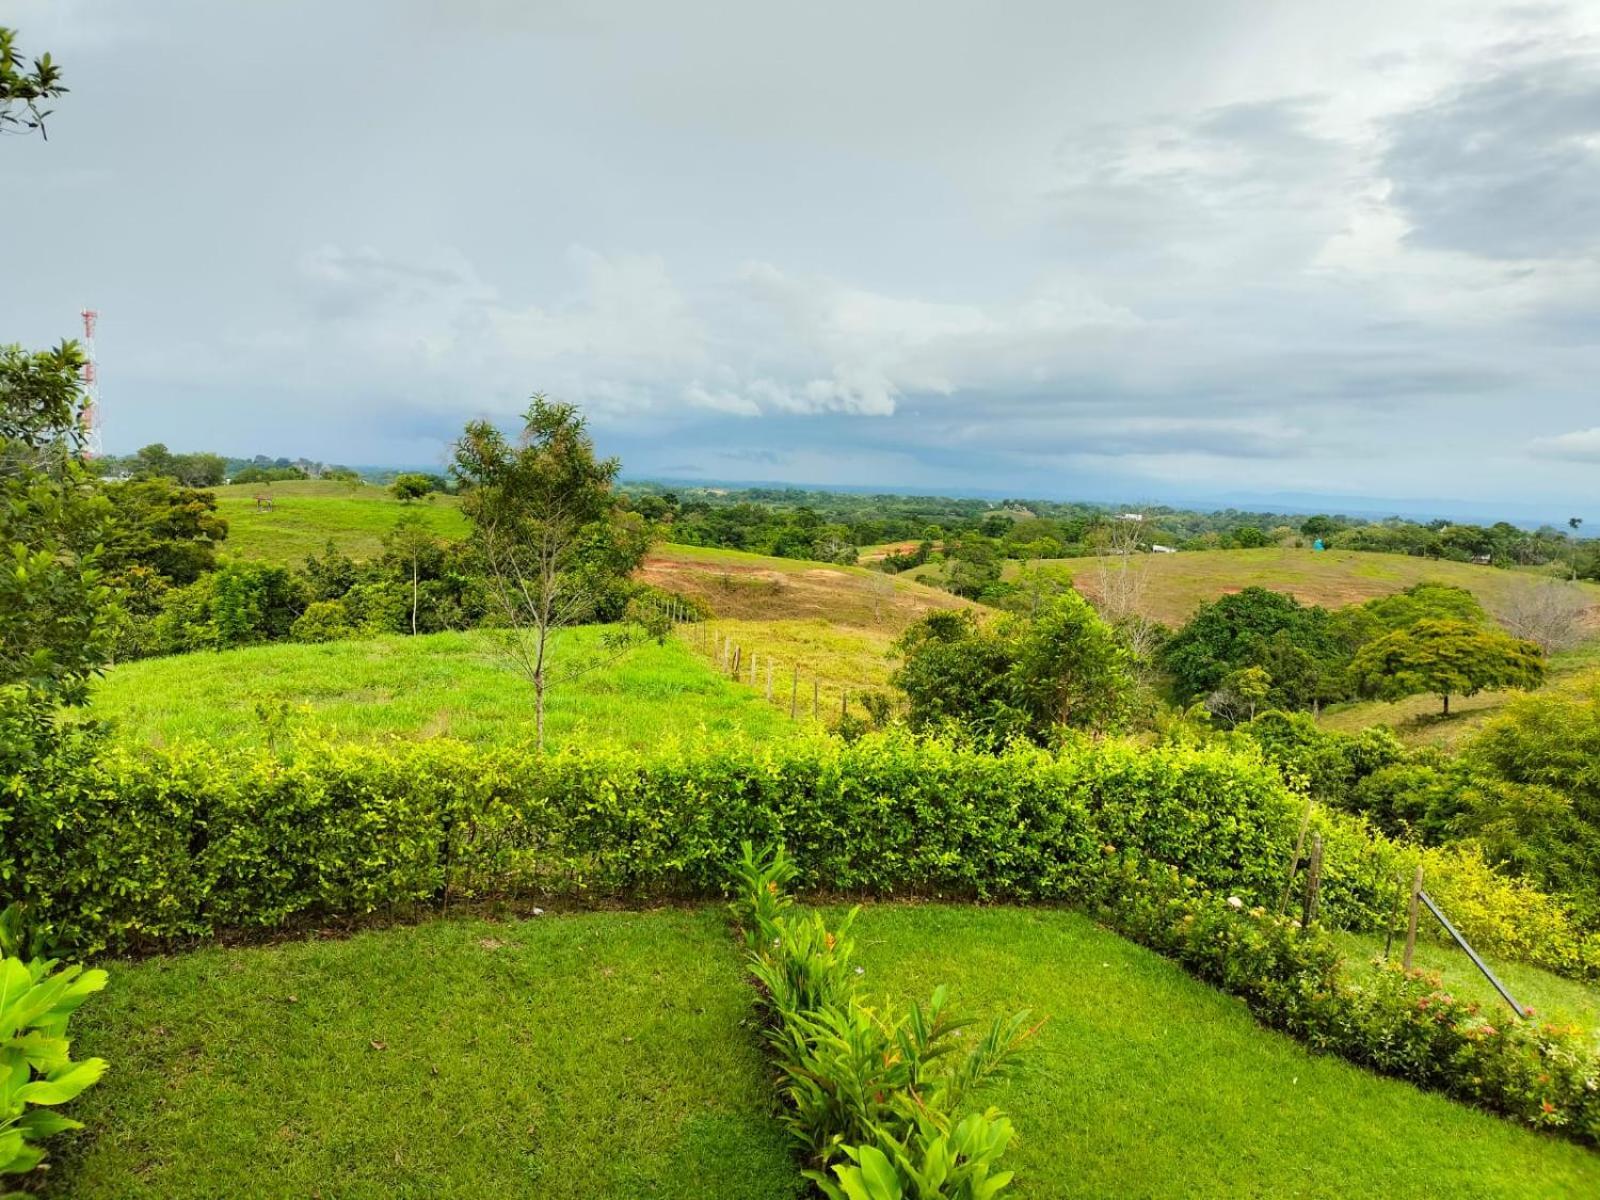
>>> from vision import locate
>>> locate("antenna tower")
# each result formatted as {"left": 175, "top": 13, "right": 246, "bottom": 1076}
{"left": 79, "top": 307, "right": 102, "bottom": 458}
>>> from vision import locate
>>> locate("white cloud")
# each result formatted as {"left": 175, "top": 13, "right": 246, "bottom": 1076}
{"left": 1528, "top": 427, "right": 1600, "bottom": 463}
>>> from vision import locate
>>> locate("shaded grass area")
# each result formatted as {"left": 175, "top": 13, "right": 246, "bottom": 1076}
{"left": 849, "top": 904, "right": 1600, "bottom": 1199}
{"left": 46, "top": 910, "right": 802, "bottom": 1200}
{"left": 90, "top": 628, "right": 793, "bottom": 750}
{"left": 213, "top": 480, "right": 468, "bottom": 565}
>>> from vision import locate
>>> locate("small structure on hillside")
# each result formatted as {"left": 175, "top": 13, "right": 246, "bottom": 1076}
{"left": 254, "top": 494, "right": 275, "bottom": 512}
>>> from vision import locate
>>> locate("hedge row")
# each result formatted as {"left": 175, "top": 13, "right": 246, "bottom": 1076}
{"left": 1087, "top": 858, "right": 1600, "bottom": 1145}
{"left": 4, "top": 729, "right": 1597, "bottom": 973}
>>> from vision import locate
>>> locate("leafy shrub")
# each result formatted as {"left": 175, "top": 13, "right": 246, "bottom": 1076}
{"left": 0, "top": 904, "right": 108, "bottom": 1180}
{"left": 148, "top": 562, "right": 304, "bottom": 653}
{"left": 1085, "top": 857, "right": 1600, "bottom": 1144}
{"left": 290, "top": 599, "right": 356, "bottom": 644}
{"left": 731, "top": 844, "right": 1033, "bottom": 1197}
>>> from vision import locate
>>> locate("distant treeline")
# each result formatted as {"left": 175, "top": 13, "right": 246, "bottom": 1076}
{"left": 620, "top": 482, "right": 1594, "bottom": 593}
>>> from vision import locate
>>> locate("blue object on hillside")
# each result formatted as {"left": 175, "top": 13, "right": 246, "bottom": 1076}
{"left": 1313, "top": 539, "right": 1325, "bottom": 551}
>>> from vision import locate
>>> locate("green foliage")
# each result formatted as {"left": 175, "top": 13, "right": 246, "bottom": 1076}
{"left": 100, "top": 477, "right": 228, "bottom": 586}
{"left": 731, "top": 845, "right": 1033, "bottom": 1197}
{"left": 1161, "top": 587, "right": 1353, "bottom": 714}
{"left": 1236, "top": 710, "right": 1404, "bottom": 807}
{"left": 118, "top": 443, "right": 227, "bottom": 487}
{"left": 0, "top": 26, "right": 65, "bottom": 138}
{"left": 147, "top": 562, "right": 304, "bottom": 654}
{"left": 389, "top": 472, "right": 436, "bottom": 502}
{"left": 0, "top": 342, "right": 116, "bottom": 710}
{"left": 1084, "top": 858, "right": 1600, "bottom": 1144}
{"left": 1351, "top": 618, "right": 1545, "bottom": 715}
{"left": 289, "top": 599, "right": 356, "bottom": 643}
{"left": 892, "top": 594, "right": 1134, "bottom": 747}
{"left": 227, "top": 464, "right": 308, "bottom": 484}
{"left": 1457, "top": 685, "right": 1600, "bottom": 924}
{"left": 0, "top": 903, "right": 107, "bottom": 1181}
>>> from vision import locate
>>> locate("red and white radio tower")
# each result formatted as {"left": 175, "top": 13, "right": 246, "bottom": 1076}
{"left": 80, "top": 307, "right": 102, "bottom": 458}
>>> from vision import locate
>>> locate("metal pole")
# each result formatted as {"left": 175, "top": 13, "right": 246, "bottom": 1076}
{"left": 1419, "top": 890, "right": 1527, "bottom": 1018}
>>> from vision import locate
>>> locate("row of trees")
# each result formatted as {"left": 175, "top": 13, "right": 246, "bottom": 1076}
{"left": 1161, "top": 584, "right": 1549, "bottom": 719}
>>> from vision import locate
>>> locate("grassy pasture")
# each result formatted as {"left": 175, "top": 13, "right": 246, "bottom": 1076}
{"left": 213, "top": 480, "right": 467, "bottom": 565}
{"left": 688, "top": 618, "right": 901, "bottom": 717}
{"left": 48, "top": 906, "right": 1600, "bottom": 1198}
{"left": 1001, "top": 547, "right": 1600, "bottom": 628}
{"left": 90, "top": 628, "right": 791, "bottom": 750}
{"left": 641, "top": 542, "right": 968, "bottom": 628}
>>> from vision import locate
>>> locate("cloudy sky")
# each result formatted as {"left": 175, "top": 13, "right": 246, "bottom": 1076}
{"left": 5, "top": 1, "right": 1600, "bottom": 509}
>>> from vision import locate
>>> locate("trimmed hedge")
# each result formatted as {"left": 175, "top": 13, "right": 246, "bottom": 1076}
{"left": 1087, "top": 858, "right": 1600, "bottom": 1145}
{"left": 5, "top": 729, "right": 1599, "bottom": 976}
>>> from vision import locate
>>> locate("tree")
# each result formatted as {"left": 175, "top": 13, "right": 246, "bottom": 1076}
{"left": 100, "top": 477, "right": 228, "bottom": 585}
{"left": 383, "top": 513, "right": 441, "bottom": 635}
{"left": 1160, "top": 587, "right": 1350, "bottom": 710}
{"left": 892, "top": 593, "right": 1133, "bottom": 747}
{"left": 451, "top": 395, "right": 650, "bottom": 749}
{"left": 390, "top": 472, "right": 435, "bottom": 503}
{"left": 1495, "top": 579, "right": 1589, "bottom": 655}
{"left": 1300, "top": 515, "right": 1338, "bottom": 540}
{"left": 0, "top": 27, "right": 65, "bottom": 138}
{"left": 1569, "top": 517, "right": 1584, "bottom": 581}
{"left": 1350, "top": 618, "right": 1544, "bottom": 716}
{"left": 1, "top": 342, "right": 115, "bottom": 711}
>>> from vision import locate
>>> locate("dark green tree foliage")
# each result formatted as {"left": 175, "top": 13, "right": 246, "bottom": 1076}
{"left": 147, "top": 563, "right": 304, "bottom": 654}
{"left": 119, "top": 442, "right": 227, "bottom": 487}
{"left": 452, "top": 395, "right": 650, "bottom": 748}
{"left": 1350, "top": 618, "right": 1544, "bottom": 716}
{"left": 390, "top": 472, "right": 436, "bottom": 502}
{"left": 229, "top": 464, "right": 306, "bottom": 484}
{"left": 893, "top": 592, "right": 1133, "bottom": 747}
{"left": 1161, "top": 587, "right": 1351, "bottom": 712}
{"left": 100, "top": 477, "right": 228, "bottom": 585}
{"left": 1235, "top": 711, "right": 1403, "bottom": 808}
{"left": 1457, "top": 687, "right": 1600, "bottom": 924}
{"left": 0, "top": 343, "right": 116, "bottom": 710}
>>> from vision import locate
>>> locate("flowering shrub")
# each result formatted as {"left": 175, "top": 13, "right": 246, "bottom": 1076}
{"left": 730, "top": 843, "right": 1036, "bottom": 1198}
{"left": 1085, "top": 856, "right": 1600, "bottom": 1145}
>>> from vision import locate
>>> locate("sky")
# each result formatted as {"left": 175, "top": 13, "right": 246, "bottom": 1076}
{"left": 4, "top": 0, "right": 1599, "bottom": 511}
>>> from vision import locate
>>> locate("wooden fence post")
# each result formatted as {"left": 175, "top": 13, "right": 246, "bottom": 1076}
{"left": 1301, "top": 834, "right": 1323, "bottom": 926}
{"left": 766, "top": 661, "right": 774, "bottom": 703}
{"left": 1276, "top": 796, "right": 1314, "bottom": 914}
{"left": 731, "top": 645, "right": 742, "bottom": 680}
{"left": 790, "top": 667, "right": 798, "bottom": 718}
{"left": 840, "top": 690, "right": 847, "bottom": 720}
{"left": 812, "top": 678, "right": 819, "bottom": 720}
{"left": 1403, "top": 865, "right": 1424, "bottom": 969}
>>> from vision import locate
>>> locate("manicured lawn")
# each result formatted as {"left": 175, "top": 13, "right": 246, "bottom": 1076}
{"left": 849, "top": 905, "right": 1600, "bottom": 1198}
{"left": 213, "top": 480, "right": 468, "bottom": 565}
{"left": 46, "top": 910, "right": 801, "bottom": 1199}
{"left": 90, "top": 628, "right": 794, "bottom": 750}
{"left": 40, "top": 904, "right": 1600, "bottom": 1197}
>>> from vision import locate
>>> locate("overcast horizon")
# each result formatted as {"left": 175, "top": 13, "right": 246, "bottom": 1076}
{"left": 6, "top": 1, "right": 1600, "bottom": 509}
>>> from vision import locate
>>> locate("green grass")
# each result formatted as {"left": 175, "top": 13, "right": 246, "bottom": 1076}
{"left": 90, "top": 628, "right": 794, "bottom": 750}
{"left": 1336, "top": 931, "right": 1600, "bottom": 1037}
{"left": 212, "top": 480, "right": 467, "bottom": 565}
{"left": 1004, "top": 547, "right": 1600, "bottom": 628}
{"left": 46, "top": 910, "right": 801, "bottom": 1199}
{"left": 850, "top": 904, "right": 1600, "bottom": 1198}
{"left": 685, "top": 618, "right": 901, "bottom": 719}
{"left": 52, "top": 905, "right": 1600, "bottom": 1198}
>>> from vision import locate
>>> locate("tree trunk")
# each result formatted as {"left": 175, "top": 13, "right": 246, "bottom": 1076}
{"left": 535, "top": 670, "right": 546, "bottom": 752}
{"left": 411, "top": 559, "right": 419, "bottom": 636}
{"left": 1441, "top": 693, "right": 1450, "bottom": 716}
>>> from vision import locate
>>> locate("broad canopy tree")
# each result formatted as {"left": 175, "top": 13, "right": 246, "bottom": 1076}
{"left": 452, "top": 395, "right": 650, "bottom": 749}
{"left": 1350, "top": 618, "right": 1545, "bottom": 716}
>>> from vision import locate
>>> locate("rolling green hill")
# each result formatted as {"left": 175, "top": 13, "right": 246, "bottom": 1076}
{"left": 998, "top": 547, "right": 1600, "bottom": 628}
{"left": 212, "top": 480, "right": 467, "bottom": 564}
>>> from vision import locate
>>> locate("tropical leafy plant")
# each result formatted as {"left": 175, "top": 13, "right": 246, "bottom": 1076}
{"left": 731, "top": 843, "right": 1036, "bottom": 1198}
{"left": 0, "top": 904, "right": 107, "bottom": 1182}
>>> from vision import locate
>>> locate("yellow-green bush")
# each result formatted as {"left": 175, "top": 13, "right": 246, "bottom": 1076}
{"left": 4, "top": 726, "right": 1595, "bottom": 977}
